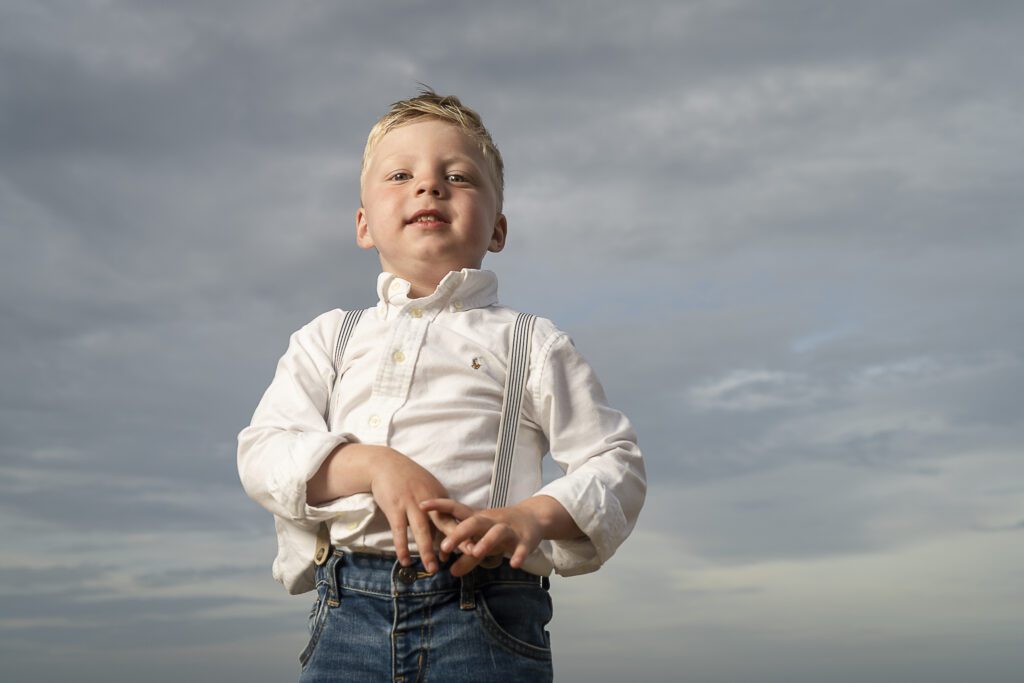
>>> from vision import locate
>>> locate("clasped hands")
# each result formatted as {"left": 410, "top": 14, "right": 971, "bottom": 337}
{"left": 419, "top": 498, "right": 543, "bottom": 577}
{"left": 308, "top": 444, "right": 555, "bottom": 577}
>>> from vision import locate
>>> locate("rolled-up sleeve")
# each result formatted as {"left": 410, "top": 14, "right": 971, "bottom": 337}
{"left": 532, "top": 333, "right": 646, "bottom": 576}
{"left": 237, "top": 312, "right": 358, "bottom": 522}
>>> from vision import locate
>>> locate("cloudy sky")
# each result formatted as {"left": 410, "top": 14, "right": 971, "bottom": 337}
{"left": 2, "top": 1, "right": 1022, "bottom": 681}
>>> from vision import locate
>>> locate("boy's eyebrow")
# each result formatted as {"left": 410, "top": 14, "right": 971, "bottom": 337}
{"left": 376, "top": 152, "right": 483, "bottom": 169}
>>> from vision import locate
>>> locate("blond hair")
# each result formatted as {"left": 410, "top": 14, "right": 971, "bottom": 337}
{"left": 361, "top": 89, "right": 505, "bottom": 211}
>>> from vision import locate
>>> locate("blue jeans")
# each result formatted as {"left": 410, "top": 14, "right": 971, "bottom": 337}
{"left": 298, "top": 550, "right": 554, "bottom": 682}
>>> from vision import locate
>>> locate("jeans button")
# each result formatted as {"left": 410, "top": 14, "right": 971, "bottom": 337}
{"left": 397, "top": 566, "right": 417, "bottom": 584}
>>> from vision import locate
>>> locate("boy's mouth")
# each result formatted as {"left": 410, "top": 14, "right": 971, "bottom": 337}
{"left": 407, "top": 209, "right": 450, "bottom": 226}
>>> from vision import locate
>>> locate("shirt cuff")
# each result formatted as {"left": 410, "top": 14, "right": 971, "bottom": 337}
{"left": 534, "top": 475, "right": 627, "bottom": 577}
{"left": 304, "top": 492, "right": 377, "bottom": 531}
{"left": 269, "top": 430, "right": 352, "bottom": 521}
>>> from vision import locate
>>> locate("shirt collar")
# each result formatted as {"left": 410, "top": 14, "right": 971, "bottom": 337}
{"left": 375, "top": 269, "right": 499, "bottom": 319}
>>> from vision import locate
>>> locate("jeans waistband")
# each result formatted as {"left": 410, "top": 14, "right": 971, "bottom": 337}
{"left": 319, "top": 549, "right": 547, "bottom": 601}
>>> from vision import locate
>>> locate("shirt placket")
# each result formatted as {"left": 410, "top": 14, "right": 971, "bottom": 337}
{"left": 362, "top": 304, "right": 432, "bottom": 443}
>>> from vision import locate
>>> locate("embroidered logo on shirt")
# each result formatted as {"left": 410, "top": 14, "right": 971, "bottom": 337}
{"left": 471, "top": 357, "right": 482, "bottom": 370}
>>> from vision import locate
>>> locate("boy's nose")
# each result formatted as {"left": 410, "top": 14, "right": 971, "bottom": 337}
{"left": 415, "top": 176, "right": 446, "bottom": 198}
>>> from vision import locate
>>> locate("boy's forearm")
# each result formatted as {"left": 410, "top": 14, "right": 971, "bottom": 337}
{"left": 306, "top": 443, "right": 377, "bottom": 506}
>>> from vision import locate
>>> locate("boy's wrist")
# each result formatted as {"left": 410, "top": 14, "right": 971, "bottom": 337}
{"left": 512, "top": 495, "right": 584, "bottom": 542}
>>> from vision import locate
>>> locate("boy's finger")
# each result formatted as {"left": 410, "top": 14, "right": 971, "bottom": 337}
{"left": 421, "top": 498, "right": 476, "bottom": 521}
{"left": 390, "top": 520, "right": 411, "bottom": 566}
{"left": 437, "top": 538, "right": 473, "bottom": 564}
{"left": 408, "top": 509, "right": 438, "bottom": 573}
{"left": 426, "top": 510, "right": 460, "bottom": 536}
{"left": 510, "top": 540, "right": 531, "bottom": 568}
{"left": 425, "top": 510, "right": 461, "bottom": 563}
{"left": 430, "top": 523, "right": 449, "bottom": 563}
{"left": 470, "top": 523, "right": 512, "bottom": 559}
{"left": 440, "top": 516, "right": 490, "bottom": 553}
{"left": 449, "top": 551, "right": 483, "bottom": 577}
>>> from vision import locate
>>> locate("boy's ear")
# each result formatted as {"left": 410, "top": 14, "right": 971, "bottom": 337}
{"left": 488, "top": 213, "right": 508, "bottom": 253}
{"left": 355, "top": 207, "right": 375, "bottom": 249}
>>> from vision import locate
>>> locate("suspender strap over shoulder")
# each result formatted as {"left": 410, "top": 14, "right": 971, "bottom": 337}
{"left": 315, "top": 308, "right": 366, "bottom": 567}
{"left": 489, "top": 312, "right": 537, "bottom": 509}
{"left": 333, "top": 308, "right": 364, "bottom": 371}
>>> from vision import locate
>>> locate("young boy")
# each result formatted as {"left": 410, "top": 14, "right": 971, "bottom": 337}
{"left": 238, "top": 90, "right": 646, "bottom": 682}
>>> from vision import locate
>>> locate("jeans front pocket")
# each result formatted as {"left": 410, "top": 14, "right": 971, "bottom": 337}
{"left": 299, "top": 553, "right": 342, "bottom": 672}
{"left": 299, "top": 584, "right": 328, "bottom": 670}
{"left": 475, "top": 582, "right": 553, "bottom": 661}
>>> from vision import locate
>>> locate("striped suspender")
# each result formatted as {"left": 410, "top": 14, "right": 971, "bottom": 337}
{"left": 489, "top": 312, "right": 537, "bottom": 509}
{"left": 332, "top": 308, "right": 364, "bottom": 376}
{"left": 314, "top": 308, "right": 365, "bottom": 567}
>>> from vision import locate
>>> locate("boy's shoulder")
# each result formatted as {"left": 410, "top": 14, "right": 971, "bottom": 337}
{"left": 294, "top": 308, "right": 347, "bottom": 337}
{"left": 489, "top": 304, "right": 563, "bottom": 338}
{"left": 481, "top": 304, "right": 573, "bottom": 364}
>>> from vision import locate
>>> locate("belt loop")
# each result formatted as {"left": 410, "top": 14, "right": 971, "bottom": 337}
{"left": 542, "top": 575, "right": 550, "bottom": 591}
{"left": 313, "top": 523, "right": 331, "bottom": 566}
{"left": 459, "top": 568, "right": 477, "bottom": 610}
{"left": 325, "top": 549, "right": 343, "bottom": 608}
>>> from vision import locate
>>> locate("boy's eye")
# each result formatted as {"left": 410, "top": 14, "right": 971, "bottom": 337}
{"left": 389, "top": 172, "right": 411, "bottom": 181}
{"left": 446, "top": 173, "right": 468, "bottom": 183}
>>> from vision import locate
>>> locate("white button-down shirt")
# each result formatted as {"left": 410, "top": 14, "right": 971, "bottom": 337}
{"left": 238, "top": 269, "right": 646, "bottom": 576}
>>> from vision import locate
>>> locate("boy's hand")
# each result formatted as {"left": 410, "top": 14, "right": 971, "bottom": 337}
{"left": 419, "top": 499, "right": 545, "bottom": 577}
{"left": 369, "top": 448, "right": 450, "bottom": 573}
{"left": 308, "top": 443, "right": 450, "bottom": 573}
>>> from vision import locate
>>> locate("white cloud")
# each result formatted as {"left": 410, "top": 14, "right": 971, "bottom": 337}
{"left": 849, "top": 353, "right": 1017, "bottom": 392}
{"left": 687, "top": 369, "right": 822, "bottom": 412}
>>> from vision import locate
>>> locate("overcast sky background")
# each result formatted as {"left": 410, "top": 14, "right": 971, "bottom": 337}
{"left": 2, "top": 1, "right": 1023, "bottom": 681}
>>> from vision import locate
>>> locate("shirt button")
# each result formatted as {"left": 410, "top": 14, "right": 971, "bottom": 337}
{"left": 392, "top": 350, "right": 406, "bottom": 364}
{"left": 368, "top": 414, "right": 381, "bottom": 428}
{"left": 452, "top": 300, "right": 463, "bottom": 311}
{"left": 409, "top": 308, "right": 423, "bottom": 318}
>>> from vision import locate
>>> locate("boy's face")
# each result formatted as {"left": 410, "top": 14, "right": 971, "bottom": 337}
{"left": 356, "top": 119, "right": 506, "bottom": 283}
